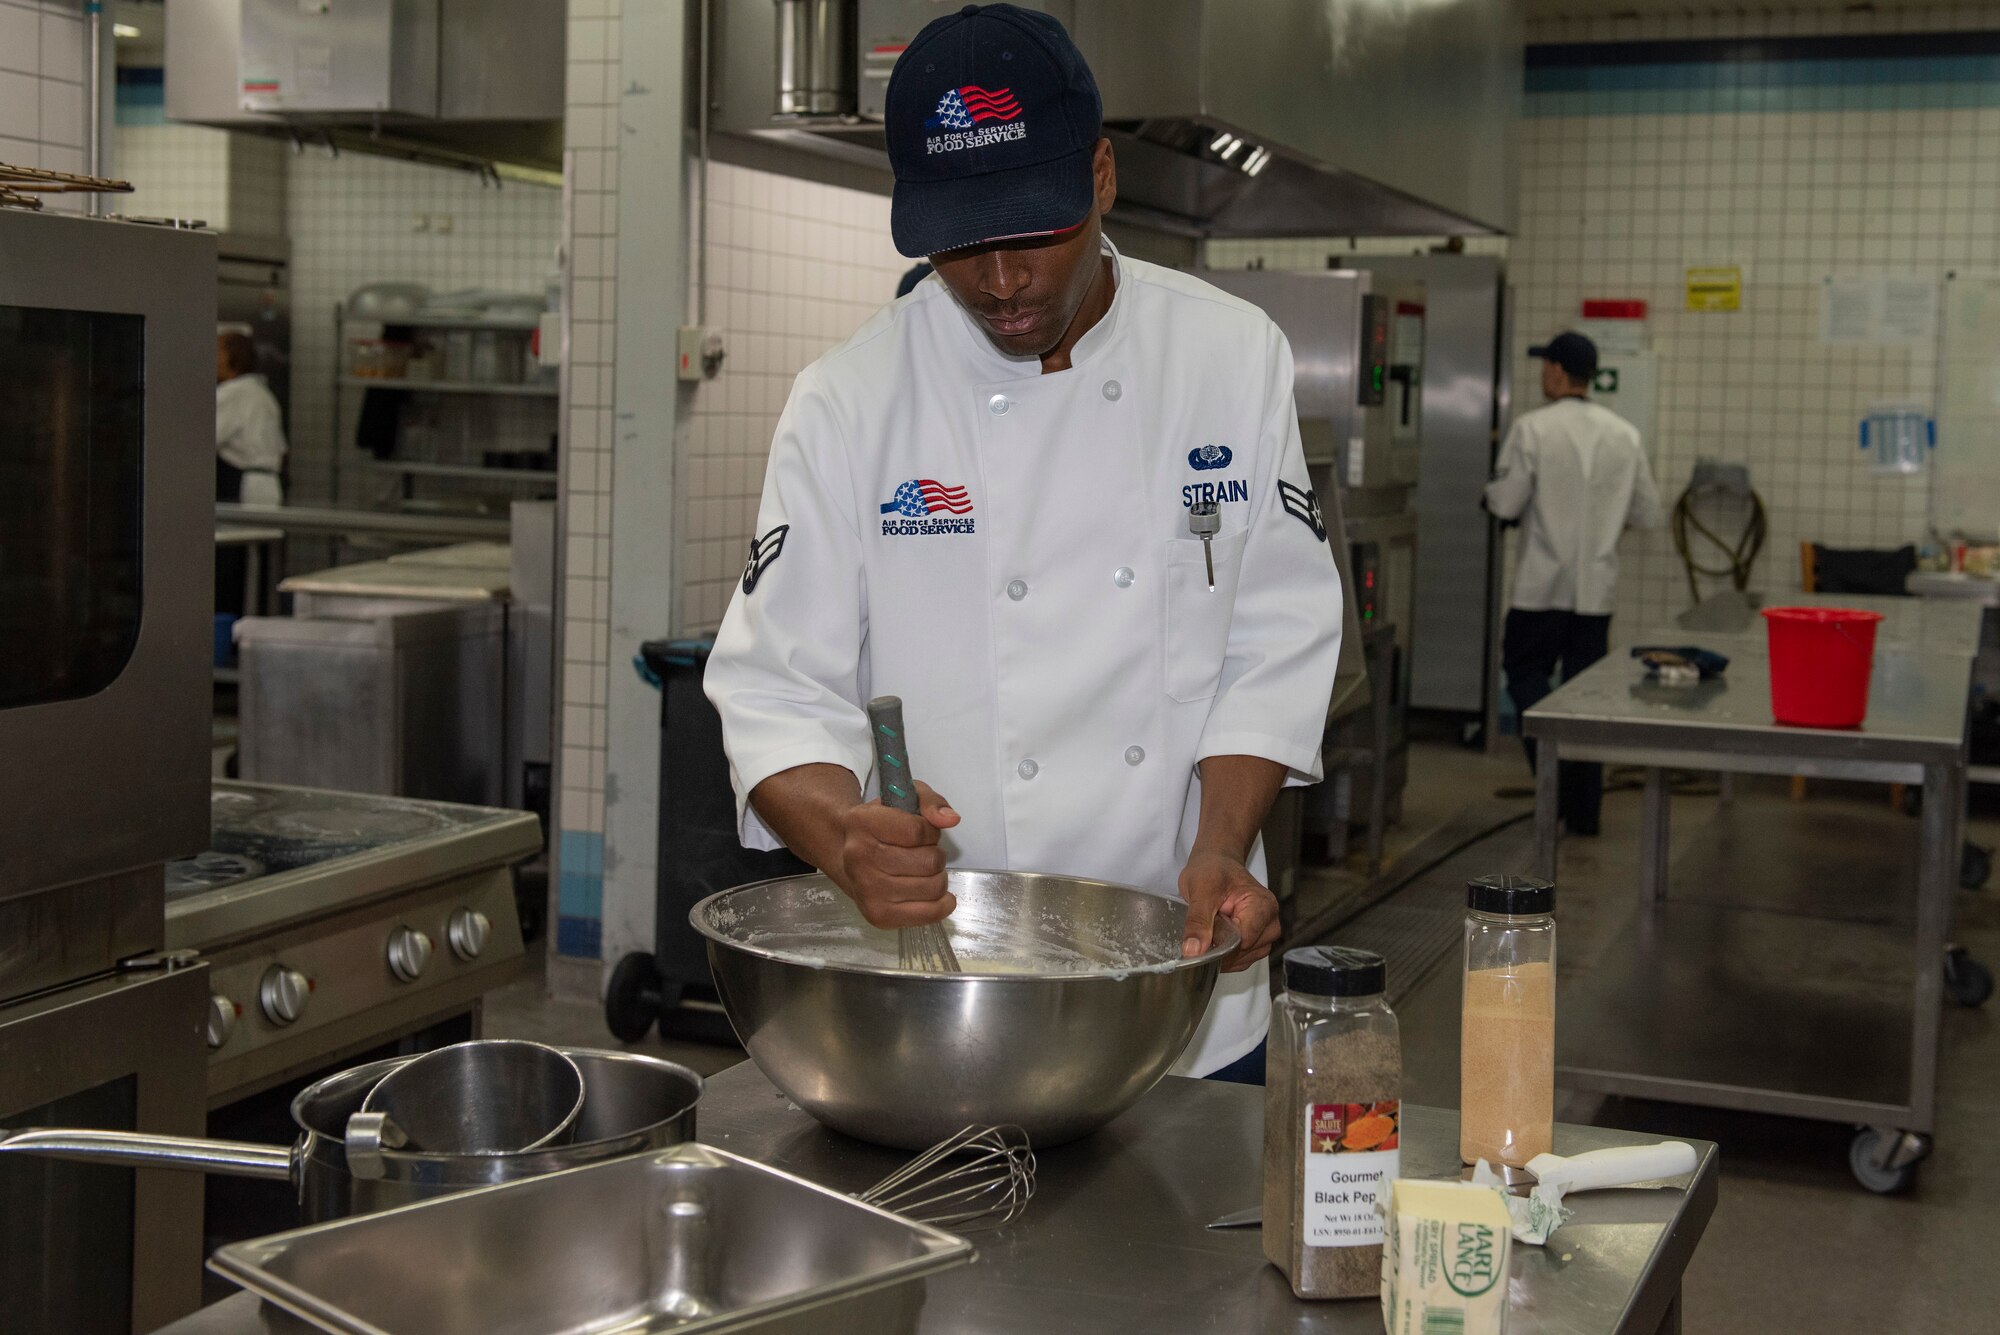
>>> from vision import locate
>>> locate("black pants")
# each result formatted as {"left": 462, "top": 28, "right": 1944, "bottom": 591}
{"left": 1504, "top": 608, "right": 1611, "bottom": 835}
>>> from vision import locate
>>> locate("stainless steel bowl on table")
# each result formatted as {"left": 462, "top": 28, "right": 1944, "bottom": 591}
{"left": 692, "top": 869, "right": 1240, "bottom": 1150}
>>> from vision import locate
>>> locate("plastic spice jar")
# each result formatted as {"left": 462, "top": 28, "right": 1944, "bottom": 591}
{"left": 1459, "top": 875, "right": 1557, "bottom": 1169}
{"left": 1263, "top": 945, "right": 1401, "bottom": 1299}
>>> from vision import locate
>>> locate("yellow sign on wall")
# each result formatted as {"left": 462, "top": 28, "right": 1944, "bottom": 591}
{"left": 1685, "top": 266, "right": 1742, "bottom": 312}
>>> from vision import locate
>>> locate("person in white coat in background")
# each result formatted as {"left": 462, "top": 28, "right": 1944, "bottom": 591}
{"left": 704, "top": 4, "right": 1342, "bottom": 1083}
{"left": 215, "top": 329, "right": 286, "bottom": 507}
{"left": 1484, "top": 331, "right": 1662, "bottom": 836}
{"left": 214, "top": 329, "right": 288, "bottom": 620}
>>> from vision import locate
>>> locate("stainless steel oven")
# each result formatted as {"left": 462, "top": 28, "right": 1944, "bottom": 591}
{"left": 0, "top": 208, "right": 218, "bottom": 1334}
{"left": 0, "top": 208, "right": 213, "bottom": 935}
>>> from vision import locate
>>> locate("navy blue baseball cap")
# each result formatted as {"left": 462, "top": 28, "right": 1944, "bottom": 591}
{"left": 1528, "top": 331, "right": 1599, "bottom": 381}
{"left": 885, "top": 4, "right": 1103, "bottom": 259}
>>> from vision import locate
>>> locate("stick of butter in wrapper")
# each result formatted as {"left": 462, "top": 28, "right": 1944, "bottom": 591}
{"left": 1381, "top": 1179, "right": 1511, "bottom": 1335}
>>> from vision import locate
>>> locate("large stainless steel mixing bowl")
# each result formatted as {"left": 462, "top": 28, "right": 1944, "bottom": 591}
{"left": 692, "top": 869, "right": 1240, "bottom": 1150}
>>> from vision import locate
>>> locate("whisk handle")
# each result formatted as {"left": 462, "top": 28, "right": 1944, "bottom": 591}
{"left": 867, "top": 696, "right": 921, "bottom": 815}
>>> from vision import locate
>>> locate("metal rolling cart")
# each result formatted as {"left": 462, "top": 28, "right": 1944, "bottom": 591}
{"left": 1525, "top": 633, "right": 1981, "bottom": 1192}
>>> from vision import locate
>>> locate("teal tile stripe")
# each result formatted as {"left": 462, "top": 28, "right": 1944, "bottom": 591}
{"left": 1526, "top": 54, "right": 2000, "bottom": 116}
{"left": 557, "top": 829, "right": 603, "bottom": 923}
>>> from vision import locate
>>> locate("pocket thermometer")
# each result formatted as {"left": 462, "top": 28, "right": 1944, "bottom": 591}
{"left": 1188, "top": 501, "right": 1220, "bottom": 589}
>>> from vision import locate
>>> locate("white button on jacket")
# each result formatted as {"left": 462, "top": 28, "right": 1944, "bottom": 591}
{"left": 705, "top": 242, "right": 1343, "bottom": 1076}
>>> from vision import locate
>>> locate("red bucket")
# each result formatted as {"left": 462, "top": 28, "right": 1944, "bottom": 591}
{"left": 1762, "top": 606, "right": 1884, "bottom": 728}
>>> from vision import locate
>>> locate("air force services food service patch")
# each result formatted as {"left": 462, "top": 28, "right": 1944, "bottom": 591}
{"left": 879, "top": 479, "right": 976, "bottom": 536}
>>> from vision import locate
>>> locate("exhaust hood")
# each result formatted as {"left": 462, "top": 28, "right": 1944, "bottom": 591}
{"left": 165, "top": 0, "right": 564, "bottom": 176}
{"left": 715, "top": 0, "right": 1521, "bottom": 238}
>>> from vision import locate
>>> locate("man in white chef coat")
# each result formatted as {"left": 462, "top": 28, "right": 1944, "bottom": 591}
{"left": 216, "top": 329, "right": 287, "bottom": 507}
{"left": 705, "top": 4, "right": 1342, "bottom": 1081}
{"left": 214, "top": 329, "right": 288, "bottom": 619}
{"left": 1485, "top": 331, "right": 1662, "bottom": 836}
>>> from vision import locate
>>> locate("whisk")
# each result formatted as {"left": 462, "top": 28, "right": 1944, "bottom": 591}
{"left": 858, "top": 1124, "right": 1037, "bottom": 1232}
{"left": 867, "top": 695, "right": 961, "bottom": 973}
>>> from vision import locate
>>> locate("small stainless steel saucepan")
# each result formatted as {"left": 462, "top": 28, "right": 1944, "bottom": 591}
{"left": 0, "top": 1047, "right": 702, "bottom": 1223}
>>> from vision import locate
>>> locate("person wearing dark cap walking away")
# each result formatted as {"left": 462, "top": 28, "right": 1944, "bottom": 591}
{"left": 1486, "top": 332, "right": 1662, "bottom": 835}
{"left": 705, "top": 5, "right": 1342, "bottom": 1084}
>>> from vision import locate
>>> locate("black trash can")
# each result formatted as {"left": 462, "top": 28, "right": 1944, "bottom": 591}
{"left": 603, "top": 639, "right": 809, "bottom": 1045}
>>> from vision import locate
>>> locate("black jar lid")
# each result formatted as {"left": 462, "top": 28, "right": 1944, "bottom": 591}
{"left": 1467, "top": 874, "right": 1555, "bottom": 916}
{"left": 1283, "top": 945, "right": 1387, "bottom": 997}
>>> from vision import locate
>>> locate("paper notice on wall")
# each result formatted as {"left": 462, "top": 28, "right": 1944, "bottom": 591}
{"left": 1819, "top": 276, "right": 1876, "bottom": 344}
{"left": 1880, "top": 278, "right": 1939, "bottom": 344}
{"left": 1819, "top": 275, "right": 1939, "bottom": 345}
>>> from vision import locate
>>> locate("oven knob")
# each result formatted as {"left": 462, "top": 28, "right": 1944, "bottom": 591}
{"left": 387, "top": 927, "right": 434, "bottom": 983}
{"left": 260, "top": 966, "right": 311, "bottom": 1026}
{"left": 205, "top": 994, "right": 239, "bottom": 1050}
{"left": 448, "top": 908, "right": 493, "bottom": 961}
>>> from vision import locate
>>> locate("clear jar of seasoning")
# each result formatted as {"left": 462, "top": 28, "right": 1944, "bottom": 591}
{"left": 1459, "top": 875, "right": 1556, "bottom": 1169}
{"left": 1263, "top": 946, "right": 1401, "bottom": 1300}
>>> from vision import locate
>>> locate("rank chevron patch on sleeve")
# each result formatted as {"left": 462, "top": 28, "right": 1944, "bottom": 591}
{"left": 1277, "top": 481, "right": 1327, "bottom": 542}
{"left": 741, "top": 524, "right": 790, "bottom": 594}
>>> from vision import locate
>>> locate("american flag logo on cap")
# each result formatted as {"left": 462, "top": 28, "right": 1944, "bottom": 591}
{"left": 924, "top": 85, "right": 1022, "bottom": 131}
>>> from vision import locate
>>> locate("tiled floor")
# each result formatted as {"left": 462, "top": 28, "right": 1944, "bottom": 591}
{"left": 482, "top": 738, "right": 2000, "bottom": 1332}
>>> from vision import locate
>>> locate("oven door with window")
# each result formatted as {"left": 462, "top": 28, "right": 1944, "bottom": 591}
{"left": 0, "top": 213, "right": 214, "bottom": 964}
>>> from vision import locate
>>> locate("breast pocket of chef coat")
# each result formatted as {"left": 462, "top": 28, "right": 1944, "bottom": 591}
{"left": 1165, "top": 528, "right": 1250, "bottom": 703}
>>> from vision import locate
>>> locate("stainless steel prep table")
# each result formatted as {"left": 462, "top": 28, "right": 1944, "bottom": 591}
{"left": 165, "top": 1065, "right": 1717, "bottom": 1335}
{"left": 1523, "top": 642, "right": 1970, "bottom": 1177}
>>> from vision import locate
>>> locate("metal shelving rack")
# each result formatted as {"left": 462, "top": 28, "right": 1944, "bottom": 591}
{"left": 330, "top": 303, "right": 560, "bottom": 514}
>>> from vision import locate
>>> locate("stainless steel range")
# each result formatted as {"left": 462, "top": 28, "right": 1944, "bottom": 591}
{"left": 167, "top": 782, "right": 541, "bottom": 1106}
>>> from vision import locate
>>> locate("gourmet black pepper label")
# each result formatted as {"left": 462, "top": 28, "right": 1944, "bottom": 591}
{"left": 1302, "top": 1101, "right": 1401, "bottom": 1248}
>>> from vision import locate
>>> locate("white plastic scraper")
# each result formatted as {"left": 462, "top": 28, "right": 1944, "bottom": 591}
{"left": 1471, "top": 1141, "right": 1698, "bottom": 1245}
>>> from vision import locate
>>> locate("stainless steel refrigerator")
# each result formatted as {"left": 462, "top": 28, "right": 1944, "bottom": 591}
{"left": 1351, "top": 253, "right": 1510, "bottom": 742}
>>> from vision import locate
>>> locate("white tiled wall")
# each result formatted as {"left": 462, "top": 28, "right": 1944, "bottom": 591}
{"left": 549, "top": 0, "right": 911, "bottom": 961}
{"left": 0, "top": 0, "right": 88, "bottom": 209}
{"left": 1216, "top": 5, "right": 2000, "bottom": 639}
{"left": 552, "top": 0, "right": 622, "bottom": 961}
{"left": 1506, "top": 108, "right": 1946, "bottom": 635}
{"left": 679, "top": 161, "right": 912, "bottom": 631}
{"left": 115, "top": 123, "right": 230, "bottom": 224}
{"left": 115, "top": 122, "right": 283, "bottom": 235}
{"left": 287, "top": 152, "right": 562, "bottom": 504}
{"left": 1517, "top": 4, "right": 2000, "bottom": 633}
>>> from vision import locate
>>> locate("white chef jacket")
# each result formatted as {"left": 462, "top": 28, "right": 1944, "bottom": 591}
{"left": 704, "top": 241, "right": 1343, "bottom": 1076}
{"left": 216, "top": 373, "right": 287, "bottom": 506}
{"left": 1484, "top": 397, "right": 1661, "bottom": 616}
